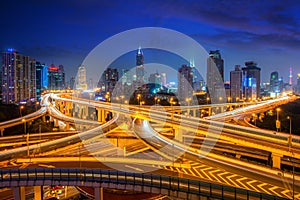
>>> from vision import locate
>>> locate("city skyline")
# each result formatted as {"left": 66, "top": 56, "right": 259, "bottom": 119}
{"left": 1, "top": 1, "right": 300, "bottom": 84}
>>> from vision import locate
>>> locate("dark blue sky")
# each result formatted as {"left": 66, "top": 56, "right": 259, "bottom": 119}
{"left": 1, "top": 0, "right": 300, "bottom": 83}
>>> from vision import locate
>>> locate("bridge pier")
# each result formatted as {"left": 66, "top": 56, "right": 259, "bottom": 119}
{"left": 174, "top": 128, "right": 183, "bottom": 142}
{"left": 272, "top": 153, "right": 283, "bottom": 169}
{"left": 54, "top": 119, "right": 59, "bottom": 127}
{"left": 65, "top": 122, "right": 70, "bottom": 131}
{"left": 207, "top": 107, "right": 212, "bottom": 116}
{"left": 13, "top": 186, "right": 25, "bottom": 200}
{"left": 94, "top": 187, "right": 103, "bottom": 200}
{"left": 96, "top": 108, "right": 105, "bottom": 123}
{"left": 1, "top": 128, "right": 4, "bottom": 136}
{"left": 34, "top": 186, "right": 43, "bottom": 200}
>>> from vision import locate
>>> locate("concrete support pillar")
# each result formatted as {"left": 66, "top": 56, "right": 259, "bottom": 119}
{"left": 272, "top": 153, "right": 282, "bottom": 169}
{"left": 97, "top": 108, "right": 103, "bottom": 123}
{"left": 220, "top": 106, "right": 224, "bottom": 113}
{"left": 174, "top": 128, "right": 183, "bottom": 142}
{"left": 65, "top": 122, "right": 70, "bottom": 131}
{"left": 192, "top": 110, "right": 196, "bottom": 117}
{"left": 34, "top": 186, "right": 43, "bottom": 200}
{"left": 1, "top": 129, "right": 4, "bottom": 137}
{"left": 66, "top": 102, "right": 72, "bottom": 116}
{"left": 54, "top": 119, "right": 59, "bottom": 127}
{"left": 42, "top": 115, "right": 46, "bottom": 122}
{"left": 13, "top": 187, "right": 25, "bottom": 200}
{"left": 208, "top": 108, "right": 212, "bottom": 116}
{"left": 94, "top": 187, "right": 103, "bottom": 200}
{"left": 49, "top": 116, "right": 54, "bottom": 122}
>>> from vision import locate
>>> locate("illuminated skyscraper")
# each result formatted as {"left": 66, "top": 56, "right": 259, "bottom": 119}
{"left": 97, "top": 68, "right": 118, "bottom": 93}
{"left": 206, "top": 50, "right": 225, "bottom": 100}
{"left": 230, "top": 65, "right": 243, "bottom": 102}
{"left": 242, "top": 61, "right": 261, "bottom": 99}
{"left": 270, "top": 71, "right": 280, "bottom": 96}
{"left": 178, "top": 64, "right": 194, "bottom": 102}
{"left": 1, "top": 49, "right": 36, "bottom": 104}
{"left": 47, "top": 64, "right": 65, "bottom": 90}
{"left": 161, "top": 73, "right": 167, "bottom": 87}
{"left": 76, "top": 64, "right": 87, "bottom": 90}
{"left": 36, "top": 62, "right": 47, "bottom": 100}
{"left": 136, "top": 47, "right": 144, "bottom": 83}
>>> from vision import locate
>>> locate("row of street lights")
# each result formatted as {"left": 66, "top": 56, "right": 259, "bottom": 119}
{"left": 276, "top": 108, "right": 294, "bottom": 199}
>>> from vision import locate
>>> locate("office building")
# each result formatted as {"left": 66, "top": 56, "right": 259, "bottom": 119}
{"left": 36, "top": 62, "right": 47, "bottom": 100}
{"left": 136, "top": 47, "right": 144, "bottom": 83}
{"left": 230, "top": 65, "right": 243, "bottom": 102}
{"left": 206, "top": 50, "right": 225, "bottom": 101}
{"left": 178, "top": 64, "right": 193, "bottom": 102}
{"left": 47, "top": 64, "right": 65, "bottom": 90}
{"left": 76, "top": 65, "right": 87, "bottom": 90}
{"left": 149, "top": 72, "right": 162, "bottom": 86}
{"left": 97, "top": 67, "right": 119, "bottom": 93}
{"left": 242, "top": 61, "right": 261, "bottom": 99}
{"left": 1, "top": 49, "right": 36, "bottom": 104}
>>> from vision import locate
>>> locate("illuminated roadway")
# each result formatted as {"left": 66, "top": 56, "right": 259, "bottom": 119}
{"left": 0, "top": 93, "right": 299, "bottom": 199}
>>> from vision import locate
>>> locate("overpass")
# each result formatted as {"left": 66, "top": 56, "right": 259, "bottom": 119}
{"left": 0, "top": 168, "right": 288, "bottom": 200}
{"left": 1, "top": 93, "right": 299, "bottom": 199}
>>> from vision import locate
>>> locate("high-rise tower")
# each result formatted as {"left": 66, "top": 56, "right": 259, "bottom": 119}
{"left": 1, "top": 49, "right": 36, "bottom": 104}
{"left": 136, "top": 47, "right": 144, "bottom": 83}
{"left": 76, "top": 64, "right": 87, "bottom": 90}
{"left": 178, "top": 64, "right": 194, "bottom": 102}
{"left": 206, "top": 50, "right": 225, "bottom": 100}
{"left": 242, "top": 61, "right": 261, "bottom": 99}
{"left": 230, "top": 65, "right": 243, "bottom": 102}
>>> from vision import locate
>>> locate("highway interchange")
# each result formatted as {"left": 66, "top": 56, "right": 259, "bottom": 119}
{"left": 0, "top": 93, "right": 299, "bottom": 199}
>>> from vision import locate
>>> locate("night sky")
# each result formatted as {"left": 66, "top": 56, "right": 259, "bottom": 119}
{"left": 1, "top": 0, "right": 300, "bottom": 84}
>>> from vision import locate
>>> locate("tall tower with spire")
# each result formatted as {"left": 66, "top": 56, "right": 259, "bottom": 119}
{"left": 136, "top": 47, "right": 144, "bottom": 83}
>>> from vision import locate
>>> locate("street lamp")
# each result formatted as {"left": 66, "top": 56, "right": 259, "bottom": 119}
{"left": 35, "top": 102, "right": 39, "bottom": 111}
{"left": 20, "top": 106, "right": 24, "bottom": 117}
{"left": 276, "top": 108, "right": 281, "bottom": 132}
{"left": 137, "top": 94, "right": 141, "bottom": 106}
{"left": 206, "top": 97, "right": 210, "bottom": 104}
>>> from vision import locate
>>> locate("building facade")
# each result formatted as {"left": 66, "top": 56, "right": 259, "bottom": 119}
{"left": 76, "top": 64, "right": 87, "bottom": 90}
{"left": 47, "top": 64, "right": 65, "bottom": 90}
{"left": 136, "top": 47, "right": 144, "bottom": 83}
{"left": 1, "top": 49, "right": 36, "bottom": 104}
{"left": 178, "top": 64, "right": 194, "bottom": 103}
{"left": 206, "top": 50, "right": 225, "bottom": 101}
{"left": 230, "top": 65, "right": 243, "bottom": 102}
{"left": 242, "top": 61, "right": 261, "bottom": 99}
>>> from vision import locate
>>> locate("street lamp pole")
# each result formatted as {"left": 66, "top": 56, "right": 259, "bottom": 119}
{"left": 276, "top": 108, "right": 281, "bottom": 132}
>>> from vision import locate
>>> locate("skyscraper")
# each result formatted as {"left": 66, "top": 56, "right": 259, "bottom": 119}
{"left": 242, "top": 61, "right": 261, "bottom": 99}
{"left": 36, "top": 62, "right": 47, "bottom": 100}
{"left": 1, "top": 49, "right": 36, "bottom": 104}
{"left": 161, "top": 73, "right": 167, "bottom": 87}
{"left": 149, "top": 72, "right": 162, "bottom": 86}
{"left": 178, "top": 64, "right": 194, "bottom": 102}
{"left": 97, "top": 68, "right": 119, "bottom": 93}
{"left": 270, "top": 71, "right": 280, "bottom": 96}
{"left": 47, "top": 64, "right": 65, "bottom": 90}
{"left": 76, "top": 64, "right": 87, "bottom": 90}
{"left": 206, "top": 50, "right": 225, "bottom": 100}
{"left": 136, "top": 47, "right": 144, "bottom": 83}
{"left": 230, "top": 65, "right": 243, "bottom": 102}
